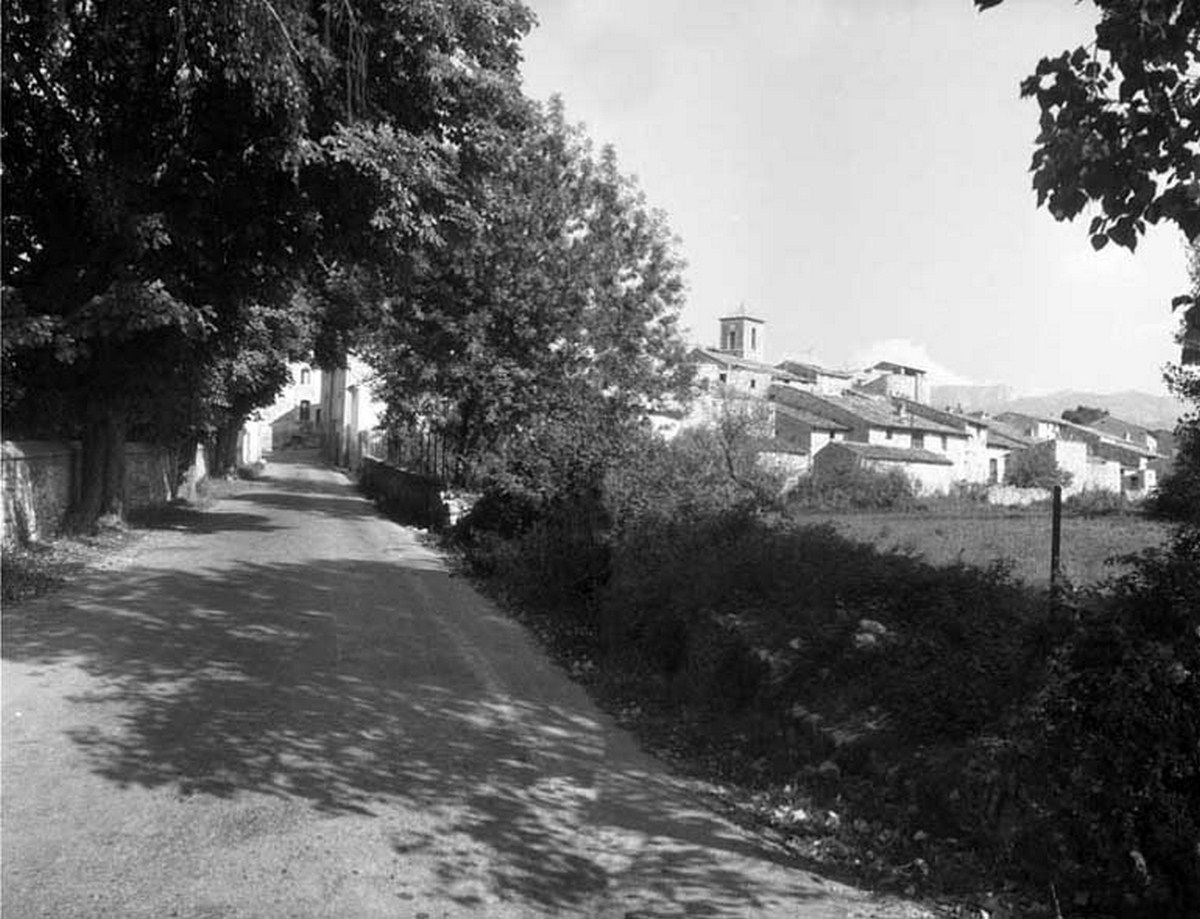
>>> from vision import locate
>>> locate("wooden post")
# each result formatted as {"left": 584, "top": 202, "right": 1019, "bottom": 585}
{"left": 1050, "top": 484, "right": 1062, "bottom": 599}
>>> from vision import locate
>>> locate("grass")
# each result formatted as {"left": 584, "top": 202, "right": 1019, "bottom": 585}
{"left": 798, "top": 508, "right": 1173, "bottom": 588}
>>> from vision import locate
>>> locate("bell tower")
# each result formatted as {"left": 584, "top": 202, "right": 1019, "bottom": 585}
{"left": 717, "top": 307, "right": 765, "bottom": 362}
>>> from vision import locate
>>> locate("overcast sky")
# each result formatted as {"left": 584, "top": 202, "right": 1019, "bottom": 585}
{"left": 516, "top": 0, "right": 1191, "bottom": 396}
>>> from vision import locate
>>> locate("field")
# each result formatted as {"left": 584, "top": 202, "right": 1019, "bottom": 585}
{"left": 799, "top": 508, "right": 1174, "bottom": 588}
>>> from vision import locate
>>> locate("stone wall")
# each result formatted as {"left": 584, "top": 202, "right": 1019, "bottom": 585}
{"left": 1, "top": 441, "right": 79, "bottom": 545}
{"left": 358, "top": 457, "right": 449, "bottom": 530}
{"left": 2, "top": 441, "right": 207, "bottom": 544}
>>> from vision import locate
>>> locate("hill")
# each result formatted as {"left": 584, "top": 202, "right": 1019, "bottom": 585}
{"left": 930, "top": 385, "right": 1185, "bottom": 430}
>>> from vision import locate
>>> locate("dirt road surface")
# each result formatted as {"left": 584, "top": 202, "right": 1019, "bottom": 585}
{"left": 3, "top": 454, "right": 922, "bottom": 918}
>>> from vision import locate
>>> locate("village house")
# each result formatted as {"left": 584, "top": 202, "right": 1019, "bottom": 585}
{"left": 774, "top": 360, "right": 855, "bottom": 396}
{"left": 856, "top": 361, "right": 930, "bottom": 405}
{"left": 770, "top": 386, "right": 971, "bottom": 493}
{"left": 991, "top": 410, "right": 1157, "bottom": 496}
{"left": 319, "top": 354, "right": 385, "bottom": 471}
{"left": 238, "top": 362, "right": 324, "bottom": 466}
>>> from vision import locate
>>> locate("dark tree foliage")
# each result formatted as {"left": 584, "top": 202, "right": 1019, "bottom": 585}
{"left": 2, "top": 0, "right": 533, "bottom": 522}
{"left": 978, "top": 0, "right": 1200, "bottom": 360}
{"left": 1005, "top": 447, "right": 1073, "bottom": 490}
{"left": 363, "top": 97, "right": 692, "bottom": 463}
{"left": 1061, "top": 405, "right": 1108, "bottom": 426}
{"left": 977, "top": 0, "right": 1200, "bottom": 250}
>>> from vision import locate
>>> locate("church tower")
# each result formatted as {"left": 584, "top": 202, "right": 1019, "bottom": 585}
{"left": 717, "top": 307, "right": 765, "bottom": 363}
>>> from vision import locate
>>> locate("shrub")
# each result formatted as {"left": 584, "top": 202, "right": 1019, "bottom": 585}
{"left": 1062, "top": 487, "right": 1133, "bottom": 517}
{"left": 1011, "top": 525, "right": 1200, "bottom": 916}
{"left": 1005, "top": 447, "right": 1073, "bottom": 490}
{"left": 787, "top": 466, "right": 919, "bottom": 511}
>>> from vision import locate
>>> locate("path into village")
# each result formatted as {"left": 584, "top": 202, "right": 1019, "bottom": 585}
{"left": 2, "top": 453, "right": 917, "bottom": 919}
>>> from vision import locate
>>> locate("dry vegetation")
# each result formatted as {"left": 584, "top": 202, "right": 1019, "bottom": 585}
{"left": 804, "top": 509, "right": 1173, "bottom": 588}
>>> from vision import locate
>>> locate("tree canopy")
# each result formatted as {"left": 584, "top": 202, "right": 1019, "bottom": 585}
{"left": 2, "top": 0, "right": 534, "bottom": 518}
{"left": 977, "top": 0, "right": 1199, "bottom": 251}
{"left": 361, "top": 97, "right": 693, "bottom": 462}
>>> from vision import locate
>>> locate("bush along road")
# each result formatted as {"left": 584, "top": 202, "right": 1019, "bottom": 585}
{"left": 1, "top": 453, "right": 931, "bottom": 919}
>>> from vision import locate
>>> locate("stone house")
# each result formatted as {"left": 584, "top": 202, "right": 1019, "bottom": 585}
{"left": 774, "top": 360, "right": 855, "bottom": 396}
{"left": 769, "top": 385, "right": 971, "bottom": 491}
{"left": 856, "top": 361, "right": 929, "bottom": 404}
{"left": 812, "top": 441, "right": 955, "bottom": 495}
{"left": 319, "top": 355, "right": 385, "bottom": 471}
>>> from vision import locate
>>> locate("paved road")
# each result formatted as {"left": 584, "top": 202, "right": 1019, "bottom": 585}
{"left": 2, "top": 454, "right": 913, "bottom": 918}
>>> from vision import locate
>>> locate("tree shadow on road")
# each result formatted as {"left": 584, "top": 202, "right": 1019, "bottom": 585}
{"left": 2, "top": 554, "right": 856, "bottom": 916}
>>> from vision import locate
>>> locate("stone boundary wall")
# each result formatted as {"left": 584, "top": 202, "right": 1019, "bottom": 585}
{"left": 2, "top": 441, "right": 208, "bottom": 545}
{"left": 986, "top": 484, "right": 1051, "bottom": 507}
{"left": 358, "top": 457, "right": 449, "bottom": 530}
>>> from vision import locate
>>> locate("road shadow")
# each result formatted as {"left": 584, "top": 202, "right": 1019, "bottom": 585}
{"left": 224, "top": 490, "right": 377, "bottom": 521}
{"left": 127, "top": 505, "right": 283, "bottom": 535}
{"left": 1, "top": 551, "right": 848, "bottom": 915}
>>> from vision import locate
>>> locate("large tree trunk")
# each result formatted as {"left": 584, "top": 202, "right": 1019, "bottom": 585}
{"left": 74, "top": 399, "right": 128, "bottom": 530}
{"left": 209, "top": 416, "right": 243, "bottom": 478}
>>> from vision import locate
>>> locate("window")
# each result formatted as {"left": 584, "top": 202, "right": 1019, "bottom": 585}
{"left": 749, "top": 378, "right": 756, "bottom": 389}
{"left": 300, "top": 368, "right": 311, "bottom": 384}
{"left": 912, "top": 432, "right": 925, "bottom": 450}
{"left": 885, "top": 428, "right": 893, "bottom": 441}
{"left": 718, "top": 372, "right": 727, "bottom": 383}
{"left": 315, "top": 407, "right": 322, "bottom": 424}
{"left": 941, "top": 435, "right": 948, "bottom": 451}
{"left": 750, "top": 327, "right": 757, "bottom": 350}
{"left": 299, "top": 400, "right": 311, "bottom": 422}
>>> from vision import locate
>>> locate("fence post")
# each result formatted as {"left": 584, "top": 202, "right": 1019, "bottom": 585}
{"left": 1050, "top": 484, "right": 1062, "bottom": 601}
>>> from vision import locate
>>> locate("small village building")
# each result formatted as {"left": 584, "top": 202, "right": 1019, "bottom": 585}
{"left": 857, "top": 361, "right": 929, "bottom": 404}
{"left": 1086, "top": 416, "right": 1160, "bottom": 455}
{"left": 980, "top": 420, "right": 1033, "bottom": 485}
{"left": 774, "top": 360, "right": 855, "bottom": 396}
{"left": 812, "top": 441, "right": 955, "bottom": 495}
{"left": 771, "top": 404, "right": 851, "bottom": 474}
{"left": 239, "top": 362, "right": 323, "bottom": 465}
{"left": 320, "top": 355, "right": 385, "bottom": 471}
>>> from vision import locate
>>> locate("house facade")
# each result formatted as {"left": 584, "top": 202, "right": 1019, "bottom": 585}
{"left": 319, "top": 355, "right": 385, "bottom": 471}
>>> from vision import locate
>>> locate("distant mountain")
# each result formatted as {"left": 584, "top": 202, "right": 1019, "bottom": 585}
{"left": 930, "top": 385, "right": 1186, "bottom": 430}
{"left": 928, "top": 384, "right": 1014, "bottom": 414}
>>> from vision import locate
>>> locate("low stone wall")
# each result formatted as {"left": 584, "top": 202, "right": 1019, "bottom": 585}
{"left": 986, "top": 484, "right": 1051, "bottom": 507}
{"left": 2, "top": 440, "right": 208, "bottom": 544}
{"left": 2, "top": 441, "right": 79, "bottom": 545}
{"left": 358, "top": 457, "right": 449, "bottom": 530}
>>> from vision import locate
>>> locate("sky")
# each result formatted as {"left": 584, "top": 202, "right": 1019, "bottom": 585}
{"left": 516, "top": 0, "right": 1192, "bottom": 397}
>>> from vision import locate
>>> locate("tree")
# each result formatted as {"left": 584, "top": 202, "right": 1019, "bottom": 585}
{"left": 363, "top": 97, "right": 693, "bottom": 464}
{"left": 977, "top": 0, "right": 1199, "bottom": 250}
{"left": 1005, "top": 447, "right": 1074, "bottom": 490}
{"left": 2, "top": 0, "right": 534, "bottom": 525}
{"left": 1062, "top": 405, "right": 1109, "bottom": 426}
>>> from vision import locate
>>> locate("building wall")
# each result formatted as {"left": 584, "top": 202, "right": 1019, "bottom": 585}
{"left": 866, "top": 427, "right": 914, "bottom": 449}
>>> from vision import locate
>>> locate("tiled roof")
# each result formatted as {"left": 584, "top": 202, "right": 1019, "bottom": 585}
{"left": 775, "top": 360, "right": 854, "bottom": 380}
{"left": 774, "top": 403, "right": 852, "bottom": 431}
{"left": 771, "top": 386, "right": 963, "bottom": 435}
{"left": 691, "top": 348, "right": 802, "bottom": 380}
{"left": 821, "top": 441, "right": 953, "bottom": 466}
{"left": 985, "top": 423, "right": 1033, "bottom": 451}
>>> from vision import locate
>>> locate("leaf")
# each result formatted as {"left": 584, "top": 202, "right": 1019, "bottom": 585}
{"left": 1091, "top": 234, "right": 1109, "bottom": 251}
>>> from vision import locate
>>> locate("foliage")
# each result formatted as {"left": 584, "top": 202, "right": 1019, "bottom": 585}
{"left": 364, "top": 97, "right": 692, "bottom": 461}
{"left": 1004, "top": 447, "right": 1073, "bottom": 490}
{"left": 1061, "top": 404, "right": 1108, "bottom": 426}
{"left": 2, "top": 0, "right": 534, "bottom": 522}
{"left": 1010, "top": 525, "right": 1200, "bottom": 915}
{"left": 978, "top": 0, "right": 1200, "bottom": 250}
{"left": 1151, "top": 245, "right": 1200, "bottom": 521}
{"left": 788, "top": 466, "right": 920, "bottom": 512}
{"left": 1062, "top": 486, "right": 1134, "bottom": 517}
